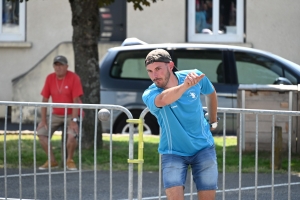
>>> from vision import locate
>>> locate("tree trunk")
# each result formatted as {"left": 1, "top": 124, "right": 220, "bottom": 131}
{"left": 69, "top": 0, "right": 102, "bottom": 149}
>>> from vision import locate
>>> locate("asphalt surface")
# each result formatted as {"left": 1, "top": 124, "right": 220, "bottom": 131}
{"left": 1, "top": 168, "right": 300, "bottom": 200}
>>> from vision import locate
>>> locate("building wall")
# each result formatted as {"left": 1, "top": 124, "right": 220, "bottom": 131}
{"left": 0, "top": 0, "right": 73, "bottom": 117}
{"left": 11, "top": 42, "right": 121, "bottom": 123}
{"left": 127, "top": 0, "right": 186, "bottom": 43}
{"left": 127, "top": 0, "right": 300, "bottom": 66}
{"left": 1, "top": 0, "right": 300, "bottom": 119}
{"left": 0, "top": 0, "right": 72, "bottom": 101}
{"left": 246, "top": 0, "right": 300, "bottom": 65}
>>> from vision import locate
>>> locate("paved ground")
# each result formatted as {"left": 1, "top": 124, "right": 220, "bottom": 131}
{"left": 1, "top": 168, "right": 300, "bottom": 200}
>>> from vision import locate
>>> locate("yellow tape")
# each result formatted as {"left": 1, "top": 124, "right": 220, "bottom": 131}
{"left": 127, "top": 159, "right": 144, "bottom": 164}
{"left": 126, "top": 119, "right": 143, "bottom": 124}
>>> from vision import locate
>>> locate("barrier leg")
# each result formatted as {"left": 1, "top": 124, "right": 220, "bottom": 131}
{"left": 127, "top": 119, "right": 144, "bottom": 200}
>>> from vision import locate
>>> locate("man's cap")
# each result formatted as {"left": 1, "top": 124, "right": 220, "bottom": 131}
{"left": 53, "top": 55, "right": 68, "bottom": 65}
{"left": 145, "top": 49, "right": 178, "bottom": 72}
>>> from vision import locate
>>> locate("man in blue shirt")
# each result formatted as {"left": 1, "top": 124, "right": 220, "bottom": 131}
{"left": 142, "top": 49, "right": 218, "bottom": 200}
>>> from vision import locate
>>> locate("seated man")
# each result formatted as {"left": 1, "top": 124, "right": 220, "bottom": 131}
{"left": 37, "top": 55, "right": 84, "bottom": 170}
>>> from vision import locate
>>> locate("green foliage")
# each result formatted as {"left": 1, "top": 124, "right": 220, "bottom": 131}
{"left": 98, "top": 0, "right": 115, "bottom": 7}
{"left": 126, "top": 0, "right": 159, "bottom": 10}
{"left": 98, "top": 0, "right": 162, "bottom": 10}
{"left": 12, "top": 0, "right": 162, "bottom": 10}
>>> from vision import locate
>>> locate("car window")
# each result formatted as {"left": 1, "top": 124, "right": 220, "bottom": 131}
{"left": 284, "top": 69, "right": 297, "bottom": 84}
{"left": 173, "top": 50, "right": 223, "bottom": 83}
{"left": 121, "top": 58, "right": 149, "bottom": 79}
{"left": 234, "top": 52, "right": 285, "bottom": 84}
{"left": 110, "top": 50, "right": 149, "bottom": 80}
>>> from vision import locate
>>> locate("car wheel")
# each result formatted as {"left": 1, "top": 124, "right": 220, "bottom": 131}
{"left": 120, "top": 123, "right": 152, "bottom": 135}
{"left": 114, "top": 110, "right": 159, "bottom": 135}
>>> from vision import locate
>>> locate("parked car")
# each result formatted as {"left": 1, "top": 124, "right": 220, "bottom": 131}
{"left": 99, "top": 38, "right": 300, "bottom": 135}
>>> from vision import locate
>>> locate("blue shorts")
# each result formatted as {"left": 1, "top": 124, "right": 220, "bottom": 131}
{"left": 161, "top": 145, "right": 218, "bottom": 191}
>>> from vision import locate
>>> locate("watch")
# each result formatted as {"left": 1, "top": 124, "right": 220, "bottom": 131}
{"left": 210, "top": 122, "right": 218, "bottom": 129}
{"left": 72, "top": 118, "right": 78, "bottom": 122}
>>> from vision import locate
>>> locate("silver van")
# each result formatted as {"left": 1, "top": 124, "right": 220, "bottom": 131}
{"left": 99, "top": 38, "right": 300, "bottom": 135}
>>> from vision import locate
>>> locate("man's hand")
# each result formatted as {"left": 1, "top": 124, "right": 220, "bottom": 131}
{"left": 210, "top": 126, "right": 217, "bottom": 131}
{"left": 37, "top": 121, "right": 48, "bottom": 131}
{"left": 68, "top": 121, "right": 79, "bottom": 136}
{"left": 184, "top": 72, "right": 205, "bottom": 87}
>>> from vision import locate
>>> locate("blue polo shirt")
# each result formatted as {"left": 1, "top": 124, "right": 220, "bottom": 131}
{"left": 142, "top": 69, "right": 215, "bottom": 156}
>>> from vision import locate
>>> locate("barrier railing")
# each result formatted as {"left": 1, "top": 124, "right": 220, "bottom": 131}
{"left": 137, "top": 107, "right": 300, "bottom": 200}
{"left": 0, "top": 101, "right": 135, "bottom": 200}
{"left": 1, "top": 101, "right": 300, "bottom": 200}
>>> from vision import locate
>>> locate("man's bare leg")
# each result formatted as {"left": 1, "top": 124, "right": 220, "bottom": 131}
{"left": 165, "top": 186, "right": 184, "bottom": 200}
{"left": 66, "top": 134, "right": 77, "bottom": 160}
{"left": 198, "top": 190, "right": 216, "bottom": 200}
{"left": 38, "top": 135, "right": 56, "bottom": 162}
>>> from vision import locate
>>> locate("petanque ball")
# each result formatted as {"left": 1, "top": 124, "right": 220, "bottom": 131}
{"left": 98, "top": 108, "right": 111, "bottom": 121}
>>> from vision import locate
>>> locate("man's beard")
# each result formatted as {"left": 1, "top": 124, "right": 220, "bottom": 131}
{"left": 153, "top": 70, "right": 171, "bottom": 89}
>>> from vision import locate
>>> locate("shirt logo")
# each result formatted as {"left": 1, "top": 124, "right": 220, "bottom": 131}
{"left": 186, "top": 89, "right": 198, "bottom": 102}
{"left": 65, "top": 86, "right": 69, "bottom": 89}
{"left": 189, "top": 92, "right": 196, "bottom": 99}
{"left": 171, "top": 105, "right": 178, "bottom": 109}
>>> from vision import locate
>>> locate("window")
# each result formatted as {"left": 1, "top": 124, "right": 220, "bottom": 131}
{"left": 188, "top": 0, "right": 244, "bottom": 43}
{"left": 285, "top": 70, "right": 297, "bottom": 85}
{"left": 111, "top": 49, "right": 224, "bottom": 83}
{"left": 0, "top": 0, "right": 26, "bottom": 41}
{"left": 173, "top": 49, "right": 223, "bottom": 83}
{"left": 110, "top": 50, "right": 150, "bottom": 80}
{"left": 234, "top": 52, "right": 285, "bottom": 84}
{"left": 120, "top": 58, "right": 149, "bottom": 79}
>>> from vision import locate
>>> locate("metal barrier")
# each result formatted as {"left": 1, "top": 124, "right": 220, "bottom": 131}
{"left": 1, "top": 101, "right": 300, "bottom": 200}
{"left": 137, "top": 107, "right": 300, "bottom": 200}
{"left": 0, "top": 101, "right": 136, "bottom": 200}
